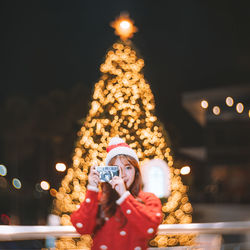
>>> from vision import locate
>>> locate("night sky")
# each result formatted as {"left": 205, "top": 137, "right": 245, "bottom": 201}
{"left": 1, "top": 0, "right": 250, "bottom": 146}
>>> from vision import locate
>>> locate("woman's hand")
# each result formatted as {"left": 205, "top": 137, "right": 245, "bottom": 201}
{"left": 88, "top": 166, "right": 100, "bottom": 188}
{"left": 110, "top": 176, "right": 127, "bottom": 197}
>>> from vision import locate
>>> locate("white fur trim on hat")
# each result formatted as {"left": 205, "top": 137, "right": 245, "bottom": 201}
{"left": 105, "top": 137, "right": 139, "bottom": 165}
{"left": 108, "top": 137, "right": 124, "bottom": 146}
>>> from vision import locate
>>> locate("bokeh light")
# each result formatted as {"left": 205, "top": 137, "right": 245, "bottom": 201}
{"left": 201, "top": 100, "right": 208, "bottom": 109}
{"left": 110, "top": 14, "right": 137, "bottom": 40}
{"left": 120, "top": 20, "right": 130, "bottom": 29}
{"left": 50, "top": 188, "right": 57, "bottom": 197}
{"left": 236, "top": 102, "right": 244, "bottom": 113}
{"left": 55, "top": 163, "right": 66, "bottom": 172}
{"left": 0, "top": 165, "right": 7, "bottom": 176}
{"left": 213, "top": 106, "right": 220, "bottom": 115}
{"left": 226, "top": 96, "right": 234, "bottom": 107}
{"left": 12, "top": 178, "right": 22, "bottom": 189}
{"left": 180, "top": 166, "right": 191, "bottom": 175}
{"left": 40, "top": 181, "right": 50, "bottom": 191}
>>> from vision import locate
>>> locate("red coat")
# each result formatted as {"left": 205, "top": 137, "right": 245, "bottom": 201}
{"left": 71, "top": 187, "right": 162, "bottom": 250}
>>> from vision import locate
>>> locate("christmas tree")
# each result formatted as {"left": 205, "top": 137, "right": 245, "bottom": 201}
{"left": 53, "top": 14, "right": 194, "bottom": 249}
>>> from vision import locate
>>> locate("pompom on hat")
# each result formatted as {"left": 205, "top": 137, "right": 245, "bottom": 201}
{"left": 105, "top": 137, "right": 139, "bottom": 165}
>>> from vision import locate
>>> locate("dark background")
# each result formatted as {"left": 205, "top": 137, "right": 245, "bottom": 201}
{"left": 0, "top": 0, "right": 250, "bottom": 225}
{"left": 1, "top": 0, "right": 250, "bottom": 144}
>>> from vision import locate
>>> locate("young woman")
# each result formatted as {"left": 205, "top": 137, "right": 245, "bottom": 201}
{"left": 71, "top": 137, "right": 162, "bottom": 250}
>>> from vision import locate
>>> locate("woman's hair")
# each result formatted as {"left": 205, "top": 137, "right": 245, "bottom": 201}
{"left": 93, "top": 154, "right": 142, "bottom": 233}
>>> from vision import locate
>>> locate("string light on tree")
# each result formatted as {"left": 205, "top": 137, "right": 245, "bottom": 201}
{"left": 54, "top": 14, "right": 194, "bottom": 249}
{"left": 50, "top": 188, "right": 57, "bottom": 197}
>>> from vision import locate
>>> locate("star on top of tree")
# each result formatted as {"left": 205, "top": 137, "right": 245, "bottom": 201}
{"left": 110, "top": 13, "right": 138, "bottom": 40}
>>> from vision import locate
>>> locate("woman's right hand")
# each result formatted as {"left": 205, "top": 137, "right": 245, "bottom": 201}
{"left": 88, "top": 166, "right": 100, "bottom": 188}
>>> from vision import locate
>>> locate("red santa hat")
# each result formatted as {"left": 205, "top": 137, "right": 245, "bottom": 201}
{"left": 105, "top": 137, "right": 139, "bottom": 165}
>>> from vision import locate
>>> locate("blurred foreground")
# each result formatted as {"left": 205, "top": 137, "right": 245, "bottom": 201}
{"left": 1, "top": 221, "right": 250, "bottom": 250}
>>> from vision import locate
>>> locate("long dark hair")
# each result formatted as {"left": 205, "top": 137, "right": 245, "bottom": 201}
{"left": 93, "top": 154, "right": 142, "bottom": 233}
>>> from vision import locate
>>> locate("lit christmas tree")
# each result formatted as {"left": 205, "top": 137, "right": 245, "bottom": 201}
{"left": 53, "top": 14, "right": 194, "bottom": 249}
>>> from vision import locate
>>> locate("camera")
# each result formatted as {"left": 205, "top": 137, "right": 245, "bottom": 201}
{"left": 96, "top": 166, "right": 119, "bottom": 182}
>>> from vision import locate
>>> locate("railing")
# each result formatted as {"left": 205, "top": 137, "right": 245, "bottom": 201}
{"left": 0, "top": 221, "right": 250, "bottom": 241}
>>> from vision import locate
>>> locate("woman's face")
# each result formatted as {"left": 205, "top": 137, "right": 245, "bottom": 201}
{"left": 111, "top": 156, "right": 135, "bottom": 189}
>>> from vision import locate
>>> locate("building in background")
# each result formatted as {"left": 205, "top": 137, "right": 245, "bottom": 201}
{"left": 181, "top": 84, "right": 250, "bottom": 223}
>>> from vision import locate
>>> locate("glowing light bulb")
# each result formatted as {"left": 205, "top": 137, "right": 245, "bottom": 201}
{"left": 180, "top": 166, "right": 191, "bottom": 175}
{"left": 40, "top": 181, "right": 50, "bottom": 191}
{"left": 56, "top": 163, "right": 66, "bottom": 172}
{"left": 226, "top": 97, "right": 234, "bottom": 107}
{"left": 0, "top": 165, "right": 7, "bottom": 176}
{"left": 12, "top": 178, "right": 22, "bottom": 189}
{"left": 120, "top": 20, "right": 130, "bottom": 29}
{"left": 236, "top": 103, "right": 244, "bottom": 113}
{"left": 201, "top": 100, "right": 208, "bottom": 109}
{"left": 213, "top": 106, "right": 220, "bottom": 115}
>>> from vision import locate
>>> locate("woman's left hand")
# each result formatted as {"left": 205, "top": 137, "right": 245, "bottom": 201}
{"left": 110, "top": 176, "right": 127, "bottom": 197}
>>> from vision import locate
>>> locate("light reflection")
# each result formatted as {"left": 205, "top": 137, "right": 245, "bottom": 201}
{"left": 50, "top": 188, "right": 57, "bottom": 197}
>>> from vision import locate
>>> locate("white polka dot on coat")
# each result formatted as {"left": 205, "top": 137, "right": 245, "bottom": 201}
{"left": 120, "top": 230, "right": 126, "bottom": 236}
{"left": 86, "top": 198, "right": 91, "bottom": 203}
{"left": 126, "top": 209, "right": 131, "bottom": 214}
{"left": 156, "top": 212, "right": 161, "bottom": 217}
{"left": 76, "top": 222, "right": 83, "bottom": 228}
{"left": 100, "top": 245, "right": 108, "bottom": 249}
{"left": 147, "top": 228, "right": 154, "bottom": 234}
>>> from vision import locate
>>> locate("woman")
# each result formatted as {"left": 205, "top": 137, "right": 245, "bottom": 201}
{"left": 71, "top": 137, "right": 162, "bottom": 250}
